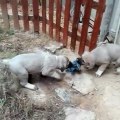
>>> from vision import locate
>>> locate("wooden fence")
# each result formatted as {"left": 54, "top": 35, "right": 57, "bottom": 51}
{"left": 0, "top": 0, "right": 105, "bottom": 55}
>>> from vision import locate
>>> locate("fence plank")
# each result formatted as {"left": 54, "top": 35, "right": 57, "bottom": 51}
{"left": 55, "top": 0, "right": 62, "bottom": 41}
{"left": 89, "top": 0, "right": 105, "bottom": 51}
{"left": 0, "top": 0, "right": 10, "bottom": 29}
{"left": 21, "top": 0, "right": 29, "bottom": 31}
{"left": 10, "top": 0, "right": 20, "bottom": 30}
{"left": 32, "top": 0, "right": 39, "bottom": 33}
{"left": 79, "top": 0, "right": 93, "bottom": 55}
{"left": 42, "top": 0, "right": 46, "bottom": 33}
{"left": 62, "top": 0, "right": 71, "bottom": 46}
{"left": 71, "top": 0, "right": 82, "bottom": 50}
{"left": 49, "top": 0, "right": 54, "bottom": 38}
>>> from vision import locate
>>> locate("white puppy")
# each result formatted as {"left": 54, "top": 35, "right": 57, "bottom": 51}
{"left": 82, "top": 43, "right": 120, "bottom": 77}
{"left": 2, "top": 51, "right": 69, "bottom": 90}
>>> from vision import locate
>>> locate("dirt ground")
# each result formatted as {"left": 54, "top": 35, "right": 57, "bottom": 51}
{"left": 0, "top": 27, "right": 120, "bottom": 120}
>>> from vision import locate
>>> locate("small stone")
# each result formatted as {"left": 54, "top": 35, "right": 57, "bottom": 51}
{"left": 66, "top": 73, "right": 96, "bottom": 95}
{"left": 64, "top": 107, "right": 96, "bottom": 120}
{"left": 55, "top": 88, "right": 71, "bottom": 102}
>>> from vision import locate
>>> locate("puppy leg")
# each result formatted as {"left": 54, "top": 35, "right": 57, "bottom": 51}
{"left": 113, "top": 58, "right": 120, "bottom": 74}
{"left": 115, "top": 58, "right": 120, "bottom": 68}
{"left": 114, "top": 58, "right": 120, "bottom": 74}
{"left": 42, "top": 69, "right": 63, "bottom": 79}
{"left": 18, "top": 74, "right": 37, "bottom": 90}
{"left": 47, "top": 70, "right": 64, "bottom": 79}
{"left": 96, "top": 63, "right": 109, "bottom": 77}
{"left": 12, "top": 66, "right": 36, "bottom": 90}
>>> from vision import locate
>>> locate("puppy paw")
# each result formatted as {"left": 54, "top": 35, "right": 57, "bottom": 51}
{"left": 95, "top": 73, "right": 101, "bottom": 77}
{"left": 114, "top": 68, "right": 120, "bottom": 75}
{"left": 95, "top": 70, "right": 103, "bottom": 77}
{"left": 25, "top": 83, "right": 38, "bottom": 91}
{"left": 34, "top": 85, "right": 38, "bottom": 91}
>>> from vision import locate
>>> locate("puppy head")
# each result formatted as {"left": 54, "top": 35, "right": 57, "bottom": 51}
{"left": 57, "top": 55, "right": 70, "bottom": 72}
{"left": 82, "top": 51, "right": 95, "bottom": 69}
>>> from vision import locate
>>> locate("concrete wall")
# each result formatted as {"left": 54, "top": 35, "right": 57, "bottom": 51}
{"left": 109, "top": 0, "right": 120, "bottom": 34}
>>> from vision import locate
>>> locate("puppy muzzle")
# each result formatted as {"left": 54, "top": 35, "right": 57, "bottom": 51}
{"left": 60, "top": 67, "right": 66, "bottom": 72}
{"left": 60, "top": 61, "right": 71, "bottom": 72}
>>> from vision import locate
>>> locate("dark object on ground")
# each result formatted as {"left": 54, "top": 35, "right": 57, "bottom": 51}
{"left": 66, "top": 58, "right": 84, "bottom": 74}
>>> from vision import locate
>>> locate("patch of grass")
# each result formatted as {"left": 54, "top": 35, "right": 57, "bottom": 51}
{"left": 0, "top": 98, "right": 6, "bottom": 108}
{"left": 0, "top": 27, "right": 4, "bottom": 34}
{"left": 0, "top": 52, "right": 17, "bottom": 59}
{"left": 0, "top": 89, "right": 33, "bottom": 120}
{"left": 0, "top": 86, "right": 65, "bottom": 120}
{"left": 6, "top": 29, "right": 14, "bottom": 36}
{"left": 0, "top": 27, "right": 5, "bottom": 41}
{"left": 0, "top": 28, "right": 15, "bottom": 42}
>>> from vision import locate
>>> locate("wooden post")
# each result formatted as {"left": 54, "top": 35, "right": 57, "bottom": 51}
{"left": 10, "top": 0, "right": 20, "bottom": 30}
{"left": 32, "top": 0, "right": 39, "bottom": 33}
{"left": 89, "top": 0, "right": 105, "bottom": 51}
{"left": 21, "top": 0, "right": 29, "bottom": 31}
{"left": 62, "top": 0, "right": 71, "bottom": 46}
{"left": 79, "top": 0, "right": 93, "bottom": 55}
{"left": 42, "top": 0, "right": 46, "bottom": 33}
{"left": 55, "top": 0, "right": 62, "bottom": 41}
{"left": 49, "top": 0, "right": 54, "bottom": 38}
{"left": 71, "top": 0, "right": 82, "bottom": 50}
{"left": 0, "top": 0, "right": 10, "bottom": 29}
